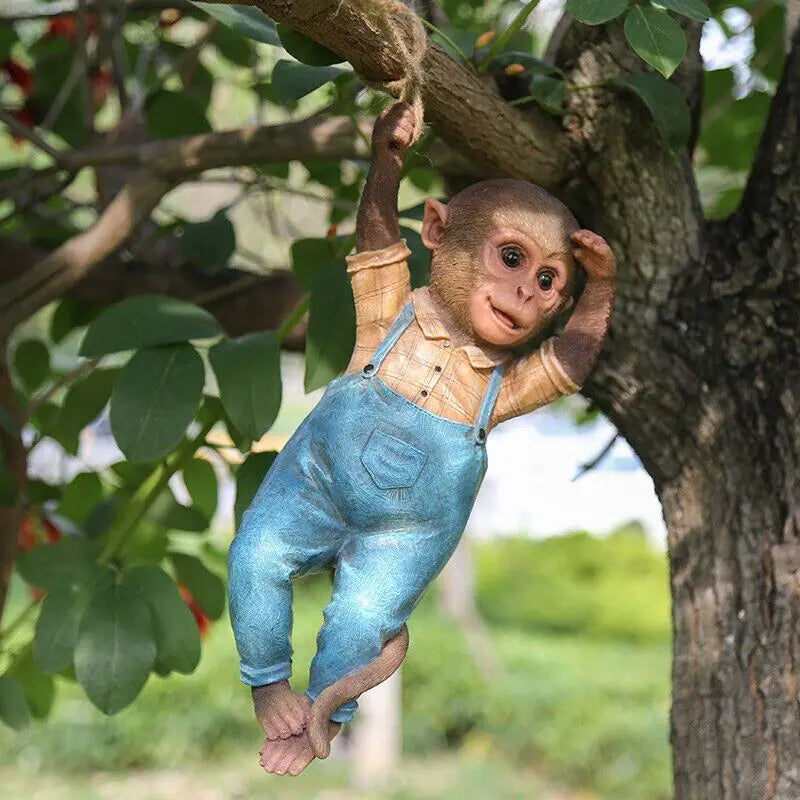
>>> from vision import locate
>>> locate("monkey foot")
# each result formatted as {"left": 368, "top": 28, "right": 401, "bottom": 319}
{"left": 253, "top": 681, "right": 310, "bottom": 740}
{"left": 258, "top": 723, "right": 341, "bottom": 777}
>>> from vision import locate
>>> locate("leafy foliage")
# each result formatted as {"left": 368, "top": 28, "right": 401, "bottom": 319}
{"left": 624, "top": 6, "right": 687, "bottom": 78}
{"left": 109, "top": 344, "right": 205, "bottom": 463}
{"left": 617, "top": 73, "right": 691, "bottom": 152}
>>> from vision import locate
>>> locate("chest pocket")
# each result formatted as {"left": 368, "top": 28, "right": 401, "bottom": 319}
{"left": 361, "top": 429, "right": 427, "bottom": 490}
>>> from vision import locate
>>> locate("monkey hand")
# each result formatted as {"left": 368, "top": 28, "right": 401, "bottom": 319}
{"left": 371, "top": 101, "right": 418, "bottom": 157}
{"left": 571, "top": 230, "right": 616, "bottom": 281}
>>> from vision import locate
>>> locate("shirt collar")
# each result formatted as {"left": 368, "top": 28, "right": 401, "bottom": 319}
{"left": 411, "top": 287, "right": 510, "bottom": 369}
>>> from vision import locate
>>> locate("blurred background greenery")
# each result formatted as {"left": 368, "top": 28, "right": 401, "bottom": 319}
{"left": 0, "top": 524, "right": 671, "bottom": 800}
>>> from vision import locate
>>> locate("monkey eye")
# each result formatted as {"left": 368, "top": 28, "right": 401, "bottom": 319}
{"left": 500, "top": 245, "right": 524, "bottom": 269}
{"left": 537, "top": 269, "right": 555, "bottom": 291}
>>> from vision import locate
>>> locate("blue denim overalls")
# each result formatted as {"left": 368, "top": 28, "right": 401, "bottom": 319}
{"left": 228, "top": 301, "right": 503, "bottom": 722}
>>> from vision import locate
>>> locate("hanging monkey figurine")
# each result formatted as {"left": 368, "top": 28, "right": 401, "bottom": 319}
{"left": 228, "top": 101, "right": 617, "bottom": 776}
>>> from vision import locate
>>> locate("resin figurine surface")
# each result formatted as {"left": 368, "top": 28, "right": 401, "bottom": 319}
{"left": 228, "top": 102, "right": 617, "bottom": 776}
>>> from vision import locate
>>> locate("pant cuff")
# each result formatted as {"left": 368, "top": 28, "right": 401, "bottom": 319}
{"left": 305, "top": 691, "right": 358, "bottom": 724}
{"left": 240, "top": 660, "right": 291, "bottom": 687}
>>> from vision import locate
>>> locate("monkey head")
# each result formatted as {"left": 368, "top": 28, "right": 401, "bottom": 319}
{"left": 421, "top": 179, "right": 581, "bottom": 349}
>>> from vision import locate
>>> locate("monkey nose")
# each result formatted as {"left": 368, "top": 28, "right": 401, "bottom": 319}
{"left": 517, "top": 285, "right": 533, "bottom": 301}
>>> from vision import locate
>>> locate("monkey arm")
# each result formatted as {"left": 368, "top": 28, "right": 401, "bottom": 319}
{"left": 355, "top": 101, "right": 418, "bottom": 252}
{"left": 552, "top": 276, "right": 616, "bottom": 387}
{"left": 355, "top": 146, "right": 404, "bottom": 251}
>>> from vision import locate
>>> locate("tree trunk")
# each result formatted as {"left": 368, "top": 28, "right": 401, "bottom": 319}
{"left": 664, "top": 387, "right": 800, "bottom": 798}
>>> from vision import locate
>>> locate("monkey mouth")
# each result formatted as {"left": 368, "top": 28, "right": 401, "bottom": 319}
{"left": 489, "top": 302, "right": 522, "bottom": 333}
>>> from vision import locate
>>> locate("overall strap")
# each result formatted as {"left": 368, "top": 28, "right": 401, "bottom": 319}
{"left": 473, "top": 364, "right": 504, "bottom": 444}
{"left": 362, "top": 302, "right": 415, "bottom": 376}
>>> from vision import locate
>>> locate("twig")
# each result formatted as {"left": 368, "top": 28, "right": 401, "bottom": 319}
{"left": 26, "top": 357, "right": 101, "bottom": 419}
{"left": 77, "top": 0, "right": 95, "bottom": 138}
{"left": 573, "top": 433, "right": 619, "bottom": 480}
{"left": 0, "top": 109, "right": 62, "bottom": 161}
{"left": 0, "top": 172, "right": 171, "bottom": 332}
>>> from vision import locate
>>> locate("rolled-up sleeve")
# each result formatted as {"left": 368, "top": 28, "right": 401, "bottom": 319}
{"left": 345, "top": 240, "right": 412, "bottom": 328}
{"left": 494, "top": 338, "right": 580, "bottom": 423}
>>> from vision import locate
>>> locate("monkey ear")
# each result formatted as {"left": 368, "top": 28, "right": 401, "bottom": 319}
{"left": 421, "top": 198, "right": 448, "bottom": 250}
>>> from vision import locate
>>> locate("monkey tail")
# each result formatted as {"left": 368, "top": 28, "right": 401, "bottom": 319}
{"left": 307, "top": 624, "right": 410, "bottom": 759}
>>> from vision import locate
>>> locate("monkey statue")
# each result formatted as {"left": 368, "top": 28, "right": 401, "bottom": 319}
{"left": 228, "top": 101, "right": 617, "bottom": 776}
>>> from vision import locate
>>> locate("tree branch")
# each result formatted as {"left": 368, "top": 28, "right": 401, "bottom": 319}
{"left": 0, "top": 115, "right": 367, "bottom": 334}
{"left": 740, "top": 29, "right": 799, "bottom": 251}
{"left": 0, "top": 236, "right": 307, "bottom": 348}
{"left": 229, "top": 0, "right": 569, "bottom": 188}
{"left": 60, "top": 115, "right": 371, "bottom": 174}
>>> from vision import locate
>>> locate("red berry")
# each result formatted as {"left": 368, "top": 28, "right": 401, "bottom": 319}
{"left": 2, "top": 58, "right": 34, "bottom": 95}
{"left": 43, "top": 518, "right": 61, "bottom": 543}
{"left": 180, "top": 584, "right": 211, "bottom": 637}
{"left": 47, "top": 15, "right": 77, "bottom": 40}
{"left": 90, "top": 67, "right": 112, "bottom": 109}
{"left": 17, "top": 516, "right": 37, "bottom": 552}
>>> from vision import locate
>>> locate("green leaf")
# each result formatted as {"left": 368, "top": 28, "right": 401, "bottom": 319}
{"left": 290, "top": 237, "right": 332, "bottom": 291}
{"left": 50, "top": 299, "right": 100, "bottom": 344}
{"left": 59, "top": 472, "right": 104, "bottom": 526}
{"left": 33, "top": 571, "right": 114, "bottom": 674}
{"left": 400, "top": 226, "right": 430, "bottom": 289}
{"left": 234, "top": 450, "right": 277, "bottom": 528}
{"left": 11, "top": 649, "right": 55, "bottom": 719}
{"left": 59, "top": 368, "right": 120, "bottom": 454}
{"left": 0, "top": 677, "right": 30, "bottom": 730}
{"left": 110, "top": 344, "right": 205, "bottom": 463}
{"left": 149, "top": 494, "right": 208, "bottom": 532}
{"left": 700, "top": 75, "right": 770, "bottom": 171}
{"left": 16, "top": 538, "right": 103, "bottom": 593}
{"left": 616, "top": 72, "right": 691, "bottom": 152}
{"left": 13, "top": 339, "right": 50, "bottom": 392}
{"left": 624, "top": 6, "right": 686, "bottom": 78}
{"left": 304, "top": 261, "right": 356, "bottom": 392}
{"left": 180, "top": 211, "right": 236, "bottom": 275}
{"left": 80, "top": 295, "right": 221, "bottom": 357}
{"left": 276, "top": 24, "right": 344, "bottom": 66}
{"left": 192, "top": 3, "right": 280, "bottom": 45}
{"left": 145, "top": 90, "right": 211, "bottom": 139}
{"left": 655, "top": 0, "right": 709, "bottom": 21}
{"left": 271, "top": 60, "right": 346, "bottom": 105}
{"left": 567, "top": 0, "right": 628, "bottom": 25}
{"left": 209, "top": 21, "right": 255, "bottom": 65}
{"left": 125, "top": 566, "right": 201, "bottom": 675}
{"left": 183, "top": 458, "right": 217, "bottom": 520}
{"left": 486, "top": 51, "right": 560, "bottom": 76}
{"left": 170, "top": 553, "right": 225, "bottom": 620}
{"left": 210, "top": 332, "right": 282, "bottom": 441}
{"left": 529, "top": 73, "right": 567, "bottom": 114}
{"left": 74, "top": 581, "right": 157, "bottom": 715}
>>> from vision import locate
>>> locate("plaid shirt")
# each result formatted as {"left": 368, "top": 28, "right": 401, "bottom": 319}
{"left": 345, "top": 240, "right": 579, "bottom": 429}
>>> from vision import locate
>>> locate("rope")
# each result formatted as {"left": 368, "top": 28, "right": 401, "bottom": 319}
{"left": 356, "top": 0, "right": 428, "bottom": 144}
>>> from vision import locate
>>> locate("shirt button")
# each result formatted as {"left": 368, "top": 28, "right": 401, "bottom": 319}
{"left": 421, "top": 390, "right": 429, "bottom": 397}
{"left": 434, "top": 366, "right": 442, "bottom": 372}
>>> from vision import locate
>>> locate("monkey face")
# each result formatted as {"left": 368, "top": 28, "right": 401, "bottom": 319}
{"left": 468, "top": 225, "right": 575, "bottom": 347}
{"left": 421, "top": 181, "right": 578, "bottom": 349}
